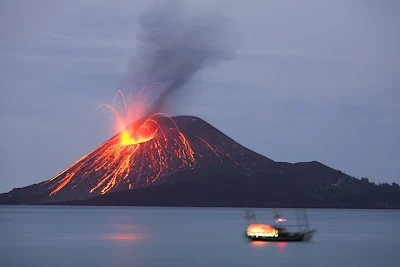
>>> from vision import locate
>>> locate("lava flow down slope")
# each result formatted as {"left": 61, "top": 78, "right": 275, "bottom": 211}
{"left": 1, "top": 114, "right": 279, "bottom": 204}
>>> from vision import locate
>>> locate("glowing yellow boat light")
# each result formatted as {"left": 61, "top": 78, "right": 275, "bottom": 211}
{"left": 246, "top": 224, "right": 279, "bottom": 238}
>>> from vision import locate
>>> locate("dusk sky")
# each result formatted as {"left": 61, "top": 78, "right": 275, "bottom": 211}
{"left": 1, "top": 0, "right": 399, "bottom": 192}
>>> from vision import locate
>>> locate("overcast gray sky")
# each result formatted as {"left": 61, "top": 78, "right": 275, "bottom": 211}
{"left": 1, "top": 0, "right": 399, "bottom": 192}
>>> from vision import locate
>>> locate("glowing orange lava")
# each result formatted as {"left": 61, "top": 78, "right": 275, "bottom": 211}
{"left": 45, "top": 84, "right": 196, "bottom": 197}
{"left": 120, "top": 121, "right": 158, "bottom": 146}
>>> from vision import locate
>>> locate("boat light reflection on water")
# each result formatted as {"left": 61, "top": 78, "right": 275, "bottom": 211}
{"left": 246, "top": 224, "right": 279, "bottom": 238}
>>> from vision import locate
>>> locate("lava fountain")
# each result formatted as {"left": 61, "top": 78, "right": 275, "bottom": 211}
{"left": 45, "top": 84, "right": 196, "bottom": 198}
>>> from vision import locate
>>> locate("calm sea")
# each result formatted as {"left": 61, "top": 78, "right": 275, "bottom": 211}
{"left": 1, "top": 206, "right": 399, "bottom": 267}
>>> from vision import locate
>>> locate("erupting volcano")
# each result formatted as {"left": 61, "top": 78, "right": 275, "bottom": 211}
{"left": 2, "top": 107, "right": 400, "bottom": 208}
{"left": 47, "top": 113, "right": 196, "bottom": 198}
{"left": 36, "top": 87, "right": 208, "bottom": 203}
{"left": 3, "top": 83, "right": 271, "bottom": 204}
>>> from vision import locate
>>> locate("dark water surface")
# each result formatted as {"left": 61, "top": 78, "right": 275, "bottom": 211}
{"left": 1, "top": 206, "right": 399, "bottom": 267}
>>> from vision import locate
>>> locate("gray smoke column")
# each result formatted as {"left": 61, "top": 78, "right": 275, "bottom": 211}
{"left": 131, "top": 1, "right": 236, "bottom": 119}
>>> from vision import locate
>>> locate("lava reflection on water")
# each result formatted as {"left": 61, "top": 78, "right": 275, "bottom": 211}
{"left": 102, "top": 233, "right": 145, "bottom": 241}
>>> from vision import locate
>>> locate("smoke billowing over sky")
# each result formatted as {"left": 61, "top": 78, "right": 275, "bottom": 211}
{"left": 130, "top": 1, "right": 236, "bottom": 118}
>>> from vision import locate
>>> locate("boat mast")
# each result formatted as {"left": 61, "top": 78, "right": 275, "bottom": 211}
{"left": 303, "top": 207, "right": 310, "bottom": 232}
{"left": 296, "top": 208, "right": 302, "bottom": 232}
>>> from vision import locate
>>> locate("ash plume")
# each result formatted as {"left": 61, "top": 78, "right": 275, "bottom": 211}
{"left": 130, "top": 1, "right": 236, "bottom": 119}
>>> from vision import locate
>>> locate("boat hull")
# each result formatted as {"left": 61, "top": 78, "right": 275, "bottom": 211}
{"left": 245, "top": 229, "right": 316, "bottom": 242}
